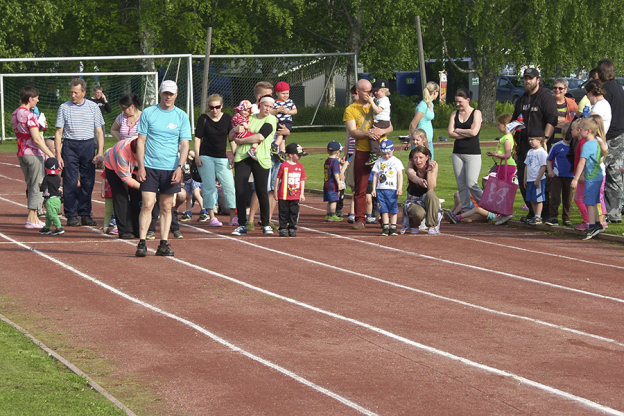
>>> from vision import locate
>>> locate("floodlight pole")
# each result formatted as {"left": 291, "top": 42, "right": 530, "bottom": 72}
{"left": 201, "top": 27, "right": 213, "bottom": 114}
{"left": 416, "top": 16, "right": 427, "bottom": 90}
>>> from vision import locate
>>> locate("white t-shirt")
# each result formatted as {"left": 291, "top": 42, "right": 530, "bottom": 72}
{"left": 524, "top": 147, "right": 548, "bottom": 181}
{"left": 372, "top": 155, "right": 404, "bottom": 190}
{"left": 374, "top": 96, "right": 391, "bottom": 122}
{"left": 591, "top": 99, "right": 612, "bottom": 135}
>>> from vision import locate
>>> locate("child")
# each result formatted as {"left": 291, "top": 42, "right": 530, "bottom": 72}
{"left": 570, "top": 119, "right": 591, "bottom": 229}
{"left": 324, "top": 141, "right": 345, "bottom": 221}
{"left": 274, "top": 143, "right": 307, "bottom": 237}
{"left": 486, "top": 113, "right": 519, "bottom": 225}
{"left": 340, "top": 155, "right": 356, "bottom": 223}
{"left": 366, "top": 79, "right": 391, "bottom": 166}
{"left": 231, "top": 100, "right": 257, "bottom": 159}
{"left": 271, "top": 81, "right": 297, "bottom": 162}
{"left": 545, "top": 122, "right": 574, "bottom": 227}
{"left": 523, "top": 136, "right": 548, "bottom": 225}
{"left": 100, "top": 168, "right": 117, "bottom": 234}
{"left": 571, "top": 117, "right": 605, "bottom": 240}
{"left": 371, "top": 139, "right": 404, "bottom": 236}
{"left": 180, "top": 151, "right": 213, "bottom": 224}
{"left": 39, "top": 158, "right": 64, "bottom": 235}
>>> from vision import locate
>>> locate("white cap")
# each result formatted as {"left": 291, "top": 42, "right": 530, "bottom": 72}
{"left": 160, "top": 80, "right": 178, "bottom": 94}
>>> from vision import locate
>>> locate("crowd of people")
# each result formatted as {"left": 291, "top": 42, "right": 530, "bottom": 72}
{"left": 12, "top": 59, "right": 624, "bottom": 256}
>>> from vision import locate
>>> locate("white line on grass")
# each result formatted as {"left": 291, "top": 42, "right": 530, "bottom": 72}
{"left": 0, "top": 232, "right": 379, "bottom": 416}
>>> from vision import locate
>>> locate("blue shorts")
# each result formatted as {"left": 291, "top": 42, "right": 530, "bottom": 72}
{"left": 141, "top": 167, "right": 181, "bottom": 194}
{"left": 376, "top": 189, "right": 399, "bottom": 214}
{"left": 323, "top": 189, "right": 339, "bottom": 202}
{"left": 278, "top": 120, "right": 293, "bottom": 133}
{"left": 583, "top": 180, "right": 602, "bottom": 205}
{"left": 267, "top": 155, "right": 281, "bottom": 191}
{"left": 526, "top": 178, "right": 546, "bottom": 203}
{"left": 184, "top": 179, "right": 202, "bottom": 194}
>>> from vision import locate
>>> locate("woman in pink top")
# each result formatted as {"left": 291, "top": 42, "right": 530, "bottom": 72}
{"left": 11, "top": 86, "right": 55, "bottom": 229}
{"left": 111, "top": 94, "right": 142, "bottom": 141}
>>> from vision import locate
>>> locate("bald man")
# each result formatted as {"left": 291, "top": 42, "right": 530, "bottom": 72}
{"left": 343, "top": 79, "right": 393, "bottom": 229}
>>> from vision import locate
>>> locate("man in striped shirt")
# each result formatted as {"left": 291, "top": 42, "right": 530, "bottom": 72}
{"left": 54, "top": 78, "right": 105, "bottom": 227}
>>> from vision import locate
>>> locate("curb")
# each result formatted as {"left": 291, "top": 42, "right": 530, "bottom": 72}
{"left": 0, "top": 313, "right": 137, "bottom": 416}
{"left": 500, "top": 220, "right": 624, "bottom": 243}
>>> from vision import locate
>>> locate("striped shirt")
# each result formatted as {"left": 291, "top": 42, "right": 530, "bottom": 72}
{"left": 114, "top": 113, "right": 140, "bottom": 141}
{"left": 104, "top": 138, "right": 140, "bottom": 189}
{"left": 56, "top": 99, "right": 105, "bottom": 140}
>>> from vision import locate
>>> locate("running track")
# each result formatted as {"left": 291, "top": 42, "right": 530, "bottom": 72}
{"left": 1, "top": 153, "right": 623, "bottom": 415}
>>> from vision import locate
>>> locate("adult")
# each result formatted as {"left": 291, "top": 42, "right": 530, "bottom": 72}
{"left": 577, "top": 68, "right": 599, "bottom": 114}
{"left": 135, "top": 80, "right": 191, "bottom": 257}
{"left": 11, "top": 86, "right": 55, "bottom": 229}
{"left": 111, "top": 94, "right": 142, "bottom": 142}
{"left": 551, "top": 78, "right": 578, "bottom": 143}
{"left": 402, "top": 146, "right": 440, "bottom": 235}
{"left": 586, "top": 79, "right": 612, "bottom": 134}
{"left": 54, "top": 78, "right": 105, "bottom": 227}
{"left": 194, "top": 93, "right": 237, "bottom": 226}
{"left": 230, "top": 95, "right": 278, "bottom": 236}
{"left": 103, "top": 137, "right": 141, "bottom": 239}
{"left": 512, "top": 68, "right": 558, "bottom": 221}
{"left": 597, "top": 59, "right": 624, "bottom": 222}
{"left": 343, "top": 78, "right": 393, "bottom": 229}
{"left": 447, "top": 88, "right": 483, "bottom": 212}
{"left": 409, "top": 81, "right": 440, "bottom": 159}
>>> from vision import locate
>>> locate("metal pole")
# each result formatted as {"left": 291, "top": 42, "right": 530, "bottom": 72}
{"left": 200, "top": 27, "right": 213, "bottom": 115}
{"left": 310, "top": 57, "right": 339, "bottom": 125}
{"left": 188, "top": 54, "right": 195, "bottom": 134}
{"left": 416, "top": 16, "right": 427, "bottom": 91}
{"left": 1, "top": 76, "right": 4, "bottom": 143}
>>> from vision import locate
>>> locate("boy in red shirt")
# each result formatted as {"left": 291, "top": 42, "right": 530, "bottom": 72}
{"left": 274, "top": 142, "right": 307, "bottom": 236}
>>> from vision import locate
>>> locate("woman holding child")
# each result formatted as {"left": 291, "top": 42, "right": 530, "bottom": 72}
{"left": 447, "top": 88, "right": 483, "bottom": 212}
{"left": 401, "top": 146, "right": 441, "bottom": 235}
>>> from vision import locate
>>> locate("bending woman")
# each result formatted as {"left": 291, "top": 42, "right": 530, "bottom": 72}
{"left": 401, "top": 146, "right": 441, "bottom": 235}
{"left": 448, "top": 88, "right": 483, "bottom": 212}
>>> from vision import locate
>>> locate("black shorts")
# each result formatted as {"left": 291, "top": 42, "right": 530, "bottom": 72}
{"left": 140, "top": 167, "right": 181, "bottom": 194}
{"left": 278, "top": 120, "right": 293, "bottom": 133}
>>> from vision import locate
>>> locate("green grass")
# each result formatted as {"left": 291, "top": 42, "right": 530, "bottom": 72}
{"left": 0, "top": 320, "right": 125, "bottom": 416}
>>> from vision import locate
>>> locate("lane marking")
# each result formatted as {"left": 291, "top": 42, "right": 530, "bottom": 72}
{"left": 0, "top": 232, "right": 379, "bottom": 416}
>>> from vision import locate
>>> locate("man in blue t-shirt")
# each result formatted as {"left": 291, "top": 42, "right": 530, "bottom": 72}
{"left": 135, "top": 80, "right": 191, "bottom": 257}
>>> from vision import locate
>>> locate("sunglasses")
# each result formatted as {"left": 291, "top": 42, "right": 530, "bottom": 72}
{"left": 209, "top": 105, "right": 222, "bottom": 110}
{"left": 553, "top": 87, "right": 565, "bottom": 91}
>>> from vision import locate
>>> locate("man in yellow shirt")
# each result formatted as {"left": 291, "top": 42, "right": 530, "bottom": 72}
{"left": 343, "top": 79, "right": 393, "bottom": 229}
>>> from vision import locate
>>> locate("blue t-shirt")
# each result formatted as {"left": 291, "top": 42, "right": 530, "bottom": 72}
{"left": 547, "top": 141, "right": 573, "bottom": 178}
{"left": 324, "top": 157, "right": 341, "bottom": 192}
{"left": 580, "top": 140, "right": 603, "bottom": 183}
{"left": 137, "top": 104, "right": 192, "bottom": 170}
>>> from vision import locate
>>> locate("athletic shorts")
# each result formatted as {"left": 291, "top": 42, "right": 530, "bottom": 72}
{"left": 583, "top": 180, "right": 602, "bottom": 206}
{"left": 141, "top": 167, "right": 181, "bottom": 194}
{"left": 526, "top": 178, "right": 546, "bottom": 203}
{"left": 323, "top": 189, "right": 339, "bottom": 202}
{"left": 376, "top": 188, "right": 399, "bottom": 214}
{"left": 184, "top": 178, "right": 202, "bottom": 194}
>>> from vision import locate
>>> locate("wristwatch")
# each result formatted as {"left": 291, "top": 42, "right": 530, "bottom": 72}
{"left": 177, "top": 164, "right": 182, "bottom": 169}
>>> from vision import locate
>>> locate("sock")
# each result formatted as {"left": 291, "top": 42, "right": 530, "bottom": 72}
{"left": 535, "top": 214, "right": 542, "bottom": 218}
{"left": 186, "top": 210, "right": 192, "bottom": 215}
{"left": 383, "top": 224, "right": 389, "bottom": 229}
{"left": 200, "top": 209, "right": 207, "bottom": 214}
{"left": 390, "top": 224, "right": 397, "bottom": 229}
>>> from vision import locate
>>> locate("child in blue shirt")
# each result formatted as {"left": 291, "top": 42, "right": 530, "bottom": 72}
{"left": 324, "top": 141, "right": 344, "bottom": 221}
{"left": 545, "top": 122, "right": 574, "bottom": 226}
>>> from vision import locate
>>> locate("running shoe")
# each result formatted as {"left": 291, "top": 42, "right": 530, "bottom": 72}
{"left": 155, "top": 242, "right": 175, "bottom": 257}
{"left": 278, "top": 229, "right": 288, "bottom": 237}
{"left": 248, "top": 148, "right": 258, "bottom": 161}
{"left": 146, "top": 230, "right": 156, "bottom": 240}
{"left": 380, "top": 228, "right": 390, "bottom": 236}
{"left": 527, "top": 217, "right": 543, "bottom": 225}
{"left": 495, "top": 215, "right": 513, "bottom": 226}
{"left": 288, "top": 228, "right": 297, "bottom": 237}
{"left": 135, "top": 241, "right": 148, "bottom": 257}
{"left": 173, "top": 230, "right": 184, "bottom": 239}
{"left": 81, "top": 216, "right": 97, "bottom": 226}
{"left": 325, "top": 214, "right": 343, "bottom": 222}
{"left": 180, "top": 212, "right": 192, "bottom": 222}
{"left": 582, "top": 226, "right": 601, "bottom": 240}
{"left": 574, "top": 223, "right": 589, "bottom": 231}
{"left": 444, "top": 210, "right": 459, "bottom": 224}
{"left": 39, "top": 227, "right": 51, "bottom": 235}
{"left": 347, "top": 214, "right": 355, "bottom": 224}
{"left": 365, "top": 215, "right": 378, "bottom": 224}
{"left": 231, "top": 226, "right": 247, "bottom": 236}
{"left": 389, "top": 227, "right": 399, "bottom": 236}
{"left": 66, "top": 216, "right": 80, "bottom": 227}
{"left": 51, "top": 227, "right": 65, "bottom": 235}
{"left": 544, "top": 218, "right": 559, "bottom": 226}
{"left": 262, "top": 225, "right": 274, "bottom": 235}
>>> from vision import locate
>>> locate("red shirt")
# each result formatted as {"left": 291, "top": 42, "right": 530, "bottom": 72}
{"left": 276, "top": 161, "right": 307, "bottom": 200}
{"left": 100, "top": 171, "right": 112, "bottom": 198}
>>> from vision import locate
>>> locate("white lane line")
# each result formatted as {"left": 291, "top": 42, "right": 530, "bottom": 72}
{"left": 0, "top": 232, "right": 378, "bottom": 416}
{"left": 0, "top": 173, "right": 22, "bottom": 182}
{"left": 119, "top": 233, "right": 624, "bottom": 415}
{"left": 444, "top": 233, "right": 624, "bottom": 270}
{"left": 0, "top": 161, "right": 19, "bottom": 167}
{"left": 182, "top": 223, "right": 624, "bottom": 348}
{"left": 301, "top": 226, "right": 624, "bottom": 305}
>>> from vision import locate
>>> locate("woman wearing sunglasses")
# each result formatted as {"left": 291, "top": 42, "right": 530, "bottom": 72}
{"left": 551, "top": 78, "right": 578, "bottom": 145}
{"left": 194, "top": 94, "right": 238, "bottom": 226}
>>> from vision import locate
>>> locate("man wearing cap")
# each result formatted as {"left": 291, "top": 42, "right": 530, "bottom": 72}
{"left": 54, "top": 78, "right": 105, "bottom": 227}
{"left": 343, "top": 78, "right": 393, "bottom": 229}
{"left": 512, "top": 68, "right": 558, "bottom": 221}
{"left": 135, "top": 80, "right": 191, "bottom": 257}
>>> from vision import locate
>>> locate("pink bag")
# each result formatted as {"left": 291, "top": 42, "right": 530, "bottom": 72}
{"left": 479, "top": 160, "right": 518, "bottom": 216}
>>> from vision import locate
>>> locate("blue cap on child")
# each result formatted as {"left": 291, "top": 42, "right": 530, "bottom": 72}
{"left": 327, "top": 141, "right": 342, "bottom": 152}
{"left": 379, "top": 139, "right": 394, "bottom": 153}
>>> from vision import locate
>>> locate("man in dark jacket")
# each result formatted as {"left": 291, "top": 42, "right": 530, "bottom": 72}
{"left": 512, "top": 68, "right": 558, "bottom": 220}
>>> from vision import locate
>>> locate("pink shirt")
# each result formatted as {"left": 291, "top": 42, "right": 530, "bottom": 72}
{"left": 114, "top": 113, "right": 140, "bottom": 141}
{"left": 11, "top": 107, "right": 43, "bottom": 157}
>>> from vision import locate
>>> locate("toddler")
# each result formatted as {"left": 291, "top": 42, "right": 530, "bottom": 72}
{"left": 39, "top": 158, "right": 64, "bottom": 235}
{"left": 371, "top": 139, "right": 404, "bottom": 236}
{"left": 324, "top": 141, "right": 345, "bottom": 222}
{"left": 524, "top": 136, "right": 548, "bottom": 225}
{"left": 274, "top": 143, "right": 307, "bottom": 237}
{"left": 271, "top": 81, "right": 297, "bottom": 161}
{"left": 232, "top": 100, "right": 256, "bottom": 159}
{"left": 545, "top": 122, "right": 574, "bottom": 226}
{"left": 366, "top": 79, "right": 391, "bottom": 166}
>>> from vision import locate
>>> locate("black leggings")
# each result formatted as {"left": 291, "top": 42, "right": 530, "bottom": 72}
{"left": 235, "top": 157, "right": 270, "bottom": 226}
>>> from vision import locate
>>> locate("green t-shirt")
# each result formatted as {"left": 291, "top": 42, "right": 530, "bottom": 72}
{"left": 493, "top": 133, "right": 517, "bottom": 166}
{"left": 234, "top": 114, "right": 277, "bottom": 169}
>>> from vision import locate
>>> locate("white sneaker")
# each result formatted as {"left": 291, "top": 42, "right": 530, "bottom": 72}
{"left": 495, "top": 215, "right": 513, "bottom": 225}
{"left": 262, "top": 225, "right": 274, "bottom": 235}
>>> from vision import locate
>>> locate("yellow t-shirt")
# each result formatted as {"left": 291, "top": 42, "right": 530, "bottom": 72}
{"left": 343, "top": 102, "right": 386, "bottom": 152}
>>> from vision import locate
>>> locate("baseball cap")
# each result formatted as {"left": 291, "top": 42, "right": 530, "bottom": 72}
{"left": 275, "top": 81, "right": 290, "bottom": 92}
{"left": 523, "top": 68, "right": 540, "bottom": 78}
{"left": 285, "top": 142, "right": 307, "bottom": 156}
{"left": 160, "top": 80, "right": 178, "bottom": 93}
{"left": 372, "top": 79, "right": 389, "bottom": 91}
{"left": 45, "top": 158, "right": 60, "bottom": 175}
{"left": 327, "top": 141, "right": 342, "bottom": 152}
{"left": 379, "top": 139, "right": 394, "bottom": 153}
